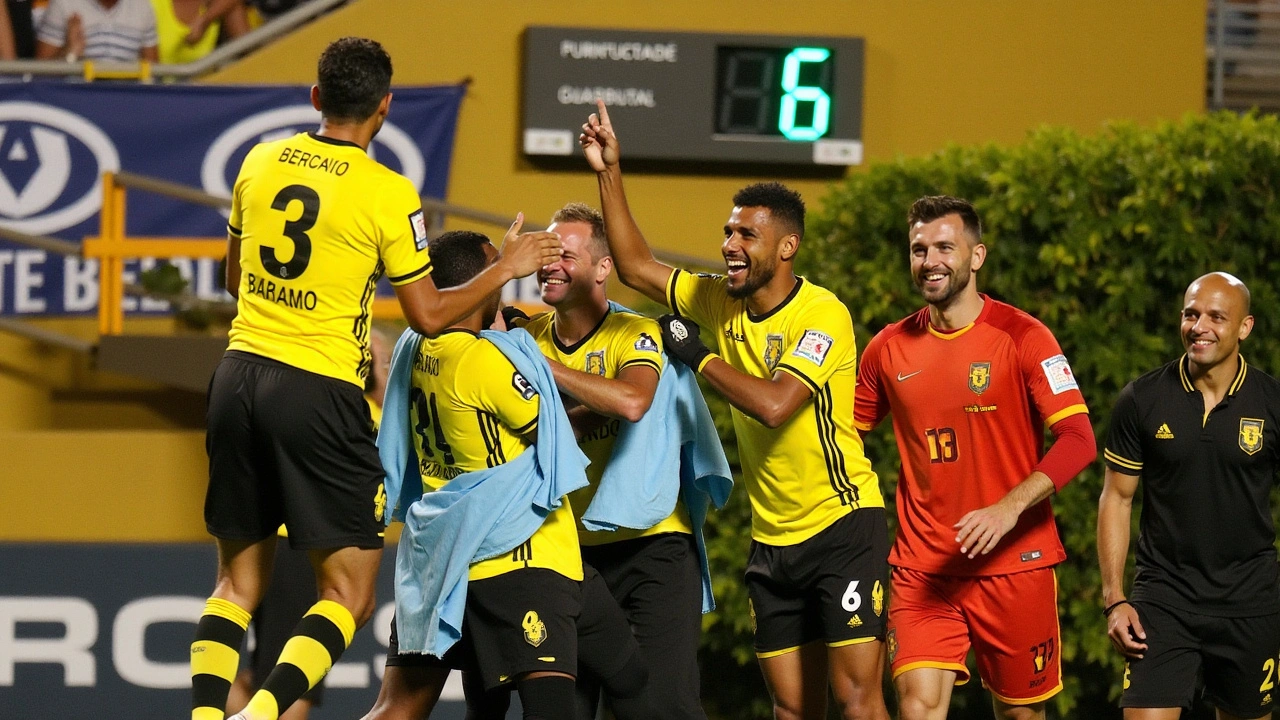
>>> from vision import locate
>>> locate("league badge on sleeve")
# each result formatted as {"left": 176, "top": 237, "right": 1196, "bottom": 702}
{"left": 764, "top": 334, "right": 784, "bottom": 372}
{"left": 634, "top": 333, "right": 659, "bottom": 353}
{"left": 410, "top": 210, "right": 429, "bottom": 252}
{"left": 512, "top": 372, "right": 537, "bottom": 400}
{"left": 1040, "top": 354, "right": 1079, "bottom": 395}
{"left": 792, "top": 329, "right": 834, "bottom": 366}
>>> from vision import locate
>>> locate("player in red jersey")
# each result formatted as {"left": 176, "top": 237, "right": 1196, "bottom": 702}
{"left": 853, "top": 196, "right": 1097, "bottom": 720}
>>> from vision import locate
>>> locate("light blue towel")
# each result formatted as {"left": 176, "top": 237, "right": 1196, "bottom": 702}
{"left": 578, "top": 302, "right": 734, "bottom": 612}
{"left": 379, "top": 327, "right": 426, "bottom": 525}
{"left": 387, "top": 328, "right": 589, "bottom": 656}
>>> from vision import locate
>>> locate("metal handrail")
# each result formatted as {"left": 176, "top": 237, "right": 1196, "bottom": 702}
{"left": 0, "top": 316, "right": 94, "bottom": 353}
{"left": 0, "top": 0, "right": 350, "bottom": 81}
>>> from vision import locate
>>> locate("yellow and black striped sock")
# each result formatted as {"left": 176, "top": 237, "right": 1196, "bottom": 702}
{"left": 191, "top": 597, "right": 251, "bottom": 720}
{"left": 239, "top": 599, "right": 356, "bottom": 720}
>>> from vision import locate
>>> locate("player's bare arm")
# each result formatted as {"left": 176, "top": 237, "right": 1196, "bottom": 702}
{"left": 1098, "top": 467, "right": 1148, "bottom": 659}
{"left": 224, "top": 232, "right": 241, "bottom": 299}
{"left": 548, "top": 361, "right": 658, "bottom": 423}
{"left": 581, "top": 99, "right": 674, "bottom": 306}
{"left": 658, "top": 313, "right": 811, "bottom": 428}
{"left": 953, "top": 472, "right": 1055, "bottom": 559}
{"left": 395, "top": 213, "right": 561, "bottom": 336}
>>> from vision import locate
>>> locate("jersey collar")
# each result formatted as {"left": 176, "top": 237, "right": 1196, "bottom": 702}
{"left": 306, "top": 131, "right": 364, "bottom": 150}
{"left": 1178, "top": 354, "right": 1248, "bottom": 395}
{"left": 551, "top": 307, "right": 610, "bottom": 355}
{"left": 747, "top": 277, "right": 804, "bottom": 323}
{"left": 924, "top": 293, "right": 992, "bottom": 340}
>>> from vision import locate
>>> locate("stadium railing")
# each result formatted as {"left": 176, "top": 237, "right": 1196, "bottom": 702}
{"left": 0, "top": 0, "right": 351, "bottom": 82}
{"left": 1207, "top": 0, "right": 1280, "bottom": 112}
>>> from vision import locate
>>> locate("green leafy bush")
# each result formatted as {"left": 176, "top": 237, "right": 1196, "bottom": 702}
{"left": 697, "top": 111, "right": 1280, "bottom": 718}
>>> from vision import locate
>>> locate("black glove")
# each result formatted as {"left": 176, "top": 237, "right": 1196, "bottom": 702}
{"left": 659, "top": 314, "right": 713, "bottom": 370}
{"left": 500, "top": 305, "right": 530, "bottom": 329}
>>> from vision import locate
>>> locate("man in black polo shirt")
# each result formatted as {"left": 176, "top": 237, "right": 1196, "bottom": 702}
{"left": 1099, "top": 271, "right": 1280, "bottom": 720}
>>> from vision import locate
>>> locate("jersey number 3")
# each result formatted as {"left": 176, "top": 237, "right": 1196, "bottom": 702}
{"left": 262, "top": 184, "right": 319, "bottom": 280}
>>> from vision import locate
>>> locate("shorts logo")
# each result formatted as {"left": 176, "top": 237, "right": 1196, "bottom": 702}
{"left": 791, "top": 329, "right": 833, "bottom": 366}
{"left": 1029, "top": 638, "right": 1055, "bottom": 675}
{"left": 886, "top": 629, "right": 898, "bottom": 663}
{"left": 634, "top": 333, "right": 659, "bottom": 353}
{"left": 764, "top": 334, "right": 784, "bottom": 371}
{"left": 0, "top": 102, "right": 120, "bottom": 234}
{"left": 1020, "top": 550, "right": 1042, "bottom": 563}
{"left": 201, "top": 105, "right": 427, "bottom": 215}
{"left": 1123, "top": 662, "right": 1131, "bottom": 690}
{"left": 512, "top": 372, "right": 537, "bottom": 400}
{"left": 373, "top": 482, "right": 386, "bottom": 522}
{"left": 522, "top": 610, "right": 547, "bottom": 647}
{"left": 847, "top": 614, "right": 862, "bottom": 628}
{"left": 1264, "top": 693, "right": 1272, "bottom": 707}
{"left": 1240, "top": 418, "right": 1264, "bottom": 455}
{"left": 748, "top": 598, "right": 756, "bottom": 633}
{"left": 872, "top": 580, "right": 884, "bottom": 617}
{"left": 585, "top": 350, "right": 605, "bottom": 376}
{"left": 968, "top": 362, "right": 991, "bottom": 395}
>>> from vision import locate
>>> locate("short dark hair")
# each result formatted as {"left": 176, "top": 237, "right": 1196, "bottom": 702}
{"left": 316, "top": 37, "right": 392, "bottom": 122}
{"left": 732, "top": 182, "right": 805, "bottom": 239}
{"left": 907, "top": 195, "right": 983, "bottom": 242}
{"left": 551, "top": 202, "right": 608, "bottom": 259}
{"left": 428, "top": 230, "right": 492, "bottom": 289}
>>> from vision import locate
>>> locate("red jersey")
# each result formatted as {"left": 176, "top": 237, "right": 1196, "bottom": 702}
{"left": 854, "top": 297, "right": 1088, "bottom": 576}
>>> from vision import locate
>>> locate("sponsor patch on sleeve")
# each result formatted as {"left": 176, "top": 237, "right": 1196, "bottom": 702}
{"left": 410, "top": 210, "right": 428, "bottom": 252}
{"left": 791, "top": 329, "right": 834, "bottom": 366}
{"left": 512, "top": 372, "right": 537, "bottom": 401}
{"left": 1040, "top": 354, "right": 1079, "bottom": 395}
{"left": 634, "top": 332, "right": 659, "bottom": 352}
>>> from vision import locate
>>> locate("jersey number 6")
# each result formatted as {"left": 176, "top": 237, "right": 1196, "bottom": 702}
{"left": 262, "top": 184, "right": 320, "bottom": 280}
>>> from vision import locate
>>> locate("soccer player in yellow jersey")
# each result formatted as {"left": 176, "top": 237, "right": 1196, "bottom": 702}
{"left": 519, "top": 202, "right": 704, "bottom": 719}
{"left": 193, "top": 37, "right": 561, "bottom": 720}
{"left": 581, "top": 101, "right": 890, "bottom": 720}
{"left": 363, "top": 230, "right": 644, "bottom": 720}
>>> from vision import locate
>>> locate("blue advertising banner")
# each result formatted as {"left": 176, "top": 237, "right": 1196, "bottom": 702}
{"left": 0, "top": 543, "right": 519, "bottom": 719}
{"left": 0, "top": 82, "right": 466, "bottom": 316}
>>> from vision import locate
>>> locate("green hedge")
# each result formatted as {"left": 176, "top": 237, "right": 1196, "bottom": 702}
{"left": 697, "top": 111, "right": 1280, "bottom": 718}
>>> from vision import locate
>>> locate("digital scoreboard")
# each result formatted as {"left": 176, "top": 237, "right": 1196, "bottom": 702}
{"left": 522, "top": 27, "right": 865, "bottom": 167}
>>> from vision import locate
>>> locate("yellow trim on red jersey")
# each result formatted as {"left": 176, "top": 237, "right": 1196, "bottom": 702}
{"left": 1044, "top": 403, "right": 1089, "bottom": 427}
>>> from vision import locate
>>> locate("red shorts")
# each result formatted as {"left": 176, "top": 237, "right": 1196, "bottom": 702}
{"left": 887, "top": 566, "right": 1062, "bottom": 705}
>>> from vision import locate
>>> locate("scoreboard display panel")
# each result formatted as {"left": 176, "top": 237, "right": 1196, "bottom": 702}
{"left": 522, "top": 26, "right": 865, "bottom": 167}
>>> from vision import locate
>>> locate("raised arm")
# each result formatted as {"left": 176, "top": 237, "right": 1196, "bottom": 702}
{"left": 581, "top": 100, "right": 674, "bottom": 306}
{"left": 395, "top": 214, "right": 561, "bottom": 336}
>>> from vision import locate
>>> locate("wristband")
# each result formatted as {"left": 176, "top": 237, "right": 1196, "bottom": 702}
{"left": 1103, "top": 600, "right": 1132, "bottom": 617}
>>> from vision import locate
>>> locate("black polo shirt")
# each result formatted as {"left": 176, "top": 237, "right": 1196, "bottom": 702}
{"left": 1105, "top": 355, "right": 1280, "bottom": 617}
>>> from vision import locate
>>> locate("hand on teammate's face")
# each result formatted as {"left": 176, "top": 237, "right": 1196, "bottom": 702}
{"left": 497, "top": 212, "right": 563, "bottom": 279}
{"left": 1106, "top": 604, "right": 1148, "bottom": 659}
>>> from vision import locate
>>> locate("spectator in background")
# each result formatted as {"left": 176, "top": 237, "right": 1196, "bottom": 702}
{"left": 181, "top": 0, "right": 306, "bottom": 45}
{"left": 6, "top": 0, "right": 34, "bottom": 58}
{"left": 151, "top": 0, "right": 218, "bottom": 63}
{"left": 35, "top": 0, "right": 158, "bottom": 62}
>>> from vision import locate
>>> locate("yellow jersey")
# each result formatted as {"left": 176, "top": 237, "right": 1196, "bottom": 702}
{"left": 410, "top": 329, "right": 582, "bottom": 582}
{"left": 666, "top": 270, "right": 883, "bottom": 546}
{"left": 526, "top": 308, "right": 694, "bottom": 546}
{"left": 227, "top": 132, "right": 433, "bottom": 388}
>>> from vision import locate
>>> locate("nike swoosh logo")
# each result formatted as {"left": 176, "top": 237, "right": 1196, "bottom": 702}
{"left": 896, "top": 370, "right": 923, "bottom": 382}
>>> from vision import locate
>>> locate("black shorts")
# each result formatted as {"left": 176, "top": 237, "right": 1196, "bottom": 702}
{"left": 205, "top": 351, "right": 385, "bottom": 550}
{"left": 745, "top": 507, "right": 890, "bottom": 656}
{"left": 250, "top": 542, "right": 324, "bottom": 704}
{"left": 1121, "top": 601, "right": 1280, "bottom": 717}
{"left": 583, "top": 533, "right": 703, "bottom": 719}
{"left": 385, "top": 566, "right": 638, "bottom": 693}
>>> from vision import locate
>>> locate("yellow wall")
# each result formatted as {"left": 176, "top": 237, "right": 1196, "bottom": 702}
{"left": 210, "top": 0, "right": 1204, "bottom": 261}
{"left": 0, "top": 0, "right": 1205, "bottom": 540}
